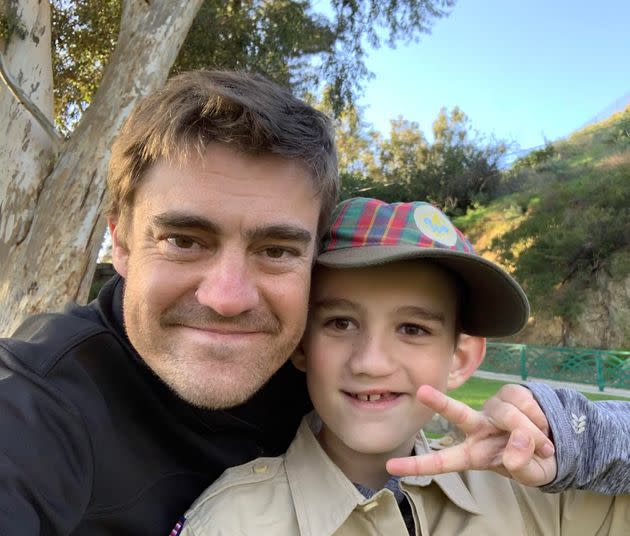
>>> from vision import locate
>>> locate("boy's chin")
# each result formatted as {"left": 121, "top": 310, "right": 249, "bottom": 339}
{"left": 342, "top": 434, "right": 417, "bottom": 459}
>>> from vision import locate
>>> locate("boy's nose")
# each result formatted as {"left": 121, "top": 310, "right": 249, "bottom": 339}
{"left": 348, "top": 334, "right": 396, "bottom": 377}
{"left": 195, "top": 250, "right": 261, "bottom": 317}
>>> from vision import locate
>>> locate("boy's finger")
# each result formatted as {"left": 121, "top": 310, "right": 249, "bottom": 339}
{"left": 416, "top": 385, "right": 484, "bottom": 433}
{"left": 386, "top": 451, "right": 456, "bottom": 477}
{"left": 502, "top": 429, "right": 536, "bottom": 474}
{"left": 496, "top": 384, "right": 550, "bottom": 436}
{"left": 483, "top": 397, "right": 555, "bottom": 457}
{"left": 386, "top": 435, "right": 505, "bottom": 477}
{"left": 502, "top": 429, "right": 557, "bottom": 487}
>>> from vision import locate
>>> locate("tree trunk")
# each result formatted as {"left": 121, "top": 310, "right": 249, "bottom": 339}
{"left": 0, "top": 0, "right": 55, "bottom": 334}
{"left": 0, "top": 0, "right": 204, "bottom": 337}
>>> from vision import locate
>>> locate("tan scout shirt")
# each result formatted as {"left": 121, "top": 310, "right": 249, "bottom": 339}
{"left": 180, "top": 415, "right": 630, "bottom": 536}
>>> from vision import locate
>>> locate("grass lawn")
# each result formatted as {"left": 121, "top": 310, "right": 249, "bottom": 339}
{"left": 449, "top": 376, "right": 630, "bottom": 411}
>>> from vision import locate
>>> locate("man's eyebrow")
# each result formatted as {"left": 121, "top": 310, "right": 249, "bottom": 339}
{"left": 150, "top": 213, "right": 312, "bottom": 245}
{"left": 246, "top": 224, "right": 312, "bottom": 245}
{"left": 151, "top": 212, "right": 220, "bottom": 234}
{"left": 396, "top": 305, "right": 445, "bottom": 324}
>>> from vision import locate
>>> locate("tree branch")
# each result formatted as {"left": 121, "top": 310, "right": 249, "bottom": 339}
{"left": 0, "top": 52, "right": 63, "bottom": 151}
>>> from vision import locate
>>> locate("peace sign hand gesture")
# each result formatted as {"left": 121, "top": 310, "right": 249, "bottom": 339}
{"left": 386, "top": 384, "right": 558, "bottom": 487}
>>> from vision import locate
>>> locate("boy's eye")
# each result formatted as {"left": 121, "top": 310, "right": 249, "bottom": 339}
{"left": 398, "top": 323, "right": 427, "bottom": 336}
{"left": 324, "top": 318, "right": 357, "bottom": 331}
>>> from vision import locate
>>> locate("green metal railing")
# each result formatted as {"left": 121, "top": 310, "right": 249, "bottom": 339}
{"left": 482, "top": 343, "right": 630, "bottom": 391}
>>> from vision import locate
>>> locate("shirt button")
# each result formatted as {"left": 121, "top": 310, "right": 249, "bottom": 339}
{"left": 253, "top": 463, "right": 269, "bottom": 474}
{"left": 361, "top": 501, "right": 379, "bottom": 512}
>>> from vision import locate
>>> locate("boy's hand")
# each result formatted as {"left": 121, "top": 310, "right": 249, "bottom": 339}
{"left": 386, "top": 384, "right": 558, "bottom": 487}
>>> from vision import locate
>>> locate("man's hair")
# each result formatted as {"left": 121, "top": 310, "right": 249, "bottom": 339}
{"left": 106, "top": 69, "right": 338, "bottom": 241}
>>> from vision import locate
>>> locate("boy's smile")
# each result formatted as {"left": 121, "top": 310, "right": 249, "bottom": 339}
{"left": 296, "top": 260, "right": 474, "bottom": 487}
{"left": 343, "top": 390, "right": 406, "bottom": 413}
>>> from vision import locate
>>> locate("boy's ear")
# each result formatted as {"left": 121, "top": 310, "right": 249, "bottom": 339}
{"left": 109, "top": 217, "right": 129, "bottom": 278}
{"left": 290, "top": 344, "right": 307, "bottom": 372}
{"left": 447, "top": 335, "right": 486, "bottom": 391}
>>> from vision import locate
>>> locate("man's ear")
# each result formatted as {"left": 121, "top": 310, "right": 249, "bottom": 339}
{"left": 109, "top": 217, "right": 129, "bottom": 278}
{"left": 447, "top": 335, "right": 486, "bottom": 391}
{"left": 290, "top": 344, "right": 307, "bottom": 372}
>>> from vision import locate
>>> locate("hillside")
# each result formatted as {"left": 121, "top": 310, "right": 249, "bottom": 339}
{"left": 455, "top": 106, "right": 630, "bottom": 350}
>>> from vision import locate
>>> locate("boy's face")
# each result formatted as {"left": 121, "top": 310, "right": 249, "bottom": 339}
{"left": 299, "top": 260, "right": 465, "bottom": 460}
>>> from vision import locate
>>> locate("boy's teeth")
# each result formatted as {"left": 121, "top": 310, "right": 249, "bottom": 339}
{"left": 354, "top": 393, "right": 386, "bottom": 401}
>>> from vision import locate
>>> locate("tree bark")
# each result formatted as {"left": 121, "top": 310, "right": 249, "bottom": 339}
{"left": 0, "top": 0, "right": 204, "bottom": 337}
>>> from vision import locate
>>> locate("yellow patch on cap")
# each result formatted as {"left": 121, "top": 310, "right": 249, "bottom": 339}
{"left": 413, "top": 204, "right": 458, "bottom": 247}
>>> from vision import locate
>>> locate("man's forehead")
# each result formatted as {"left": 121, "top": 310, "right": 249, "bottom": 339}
{"left": 131, "top": 154, "right": 321, "bottom": 220}
{"left": 146, "top": 144, "right": 317, "bottom": 185}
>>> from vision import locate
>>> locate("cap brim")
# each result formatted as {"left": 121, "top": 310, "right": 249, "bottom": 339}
{"left": 317, "top": 245, "right": 529, "bottom": 338}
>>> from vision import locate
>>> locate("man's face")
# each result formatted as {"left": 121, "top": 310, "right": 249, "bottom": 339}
{"left": 299, "top": 261, "right": 462, "bottom": 461}
{"left": 111, "top": 143, "right": 321, "bottom": 408}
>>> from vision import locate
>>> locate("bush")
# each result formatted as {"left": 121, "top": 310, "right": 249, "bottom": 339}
{"left": 511, "top": 142, "right": 556, "bottom": 172}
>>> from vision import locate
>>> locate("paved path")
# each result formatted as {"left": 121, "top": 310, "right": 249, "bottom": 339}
{"left": 473, "top": 370, "right": 630, "bottom": 399}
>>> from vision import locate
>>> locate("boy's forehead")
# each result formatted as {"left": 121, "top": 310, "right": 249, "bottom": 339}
{"left": 311, "top": 260, "right": 460, "bottom": 307}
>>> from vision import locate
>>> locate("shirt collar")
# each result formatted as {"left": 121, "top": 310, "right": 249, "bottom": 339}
{"left": 285, "top": 414, "right": 480, "bottom": 536}
{"left": 285, "top": 413, "right": 366, "bottom": 536}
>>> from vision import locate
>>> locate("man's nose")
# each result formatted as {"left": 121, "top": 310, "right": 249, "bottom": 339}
{"left": 348, "top": 333, "right": 396, "bottom": 377}
{"left": 195, "top": 249, "right": 260, "bottom": 317}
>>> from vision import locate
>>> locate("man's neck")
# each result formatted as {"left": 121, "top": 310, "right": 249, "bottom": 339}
{"left": 317, "top": 423, "right": 415, "bottom": 490}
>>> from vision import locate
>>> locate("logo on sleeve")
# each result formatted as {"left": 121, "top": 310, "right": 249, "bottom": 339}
{"left": 571, "top": 413, "right": 586, "bottom": 434}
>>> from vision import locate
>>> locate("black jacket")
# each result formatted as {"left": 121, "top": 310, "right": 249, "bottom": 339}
{"left": 0, "top": 276, "right": 311, "bottom": 535}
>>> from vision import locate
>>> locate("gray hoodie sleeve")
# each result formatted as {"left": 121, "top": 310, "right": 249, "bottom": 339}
{"left": 526, "top": 381, "right": 630, "bottom": 495}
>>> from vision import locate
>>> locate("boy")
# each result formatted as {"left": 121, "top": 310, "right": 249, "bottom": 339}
{"left": 175, "top": 197, "right": 630, "bottom": 535}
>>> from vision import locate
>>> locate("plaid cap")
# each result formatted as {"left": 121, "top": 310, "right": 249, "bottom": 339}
{"left": 317, "top": 197, "right": 530, "bottom": 337}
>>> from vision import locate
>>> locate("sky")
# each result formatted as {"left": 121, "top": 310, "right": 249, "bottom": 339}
{"left": 348, "top": 0, "right": 630, "bottom": 151}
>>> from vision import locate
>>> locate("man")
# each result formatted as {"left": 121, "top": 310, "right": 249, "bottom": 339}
{"left": 0, "top": 70, "right": 338, "bottom": 535}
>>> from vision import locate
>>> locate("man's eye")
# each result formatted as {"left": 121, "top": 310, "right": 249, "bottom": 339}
{"left": 166, "top": 236, "right": 197, "bottom": 249}
{"left": 263, "top": 246, "right": 299, "bottom": 259}
{"left": 399, "top": 323, "right": 426, "bottom": 336}
{"left": 264, "top": 247, "right": 287, "bottom": 259}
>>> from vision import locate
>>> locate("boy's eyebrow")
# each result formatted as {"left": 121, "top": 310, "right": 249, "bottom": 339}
{"left": 311, "top": 298, "right": 361, "bottom": 311}
{"left": 151, "top": 212, "right": 312, "bottom": 245}
{"left": 311, "top": 301, "right": 446, "bottom": 324}
{"left": 396, "top": 305, "right": 445, "bottom": 324}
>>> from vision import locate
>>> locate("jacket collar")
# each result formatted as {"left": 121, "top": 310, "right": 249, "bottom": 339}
{"left": 284, "top": 414, "right": 480, "bottom": 536}
{"left": 95, "top": 274, "right": 311, "bottom": 453}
